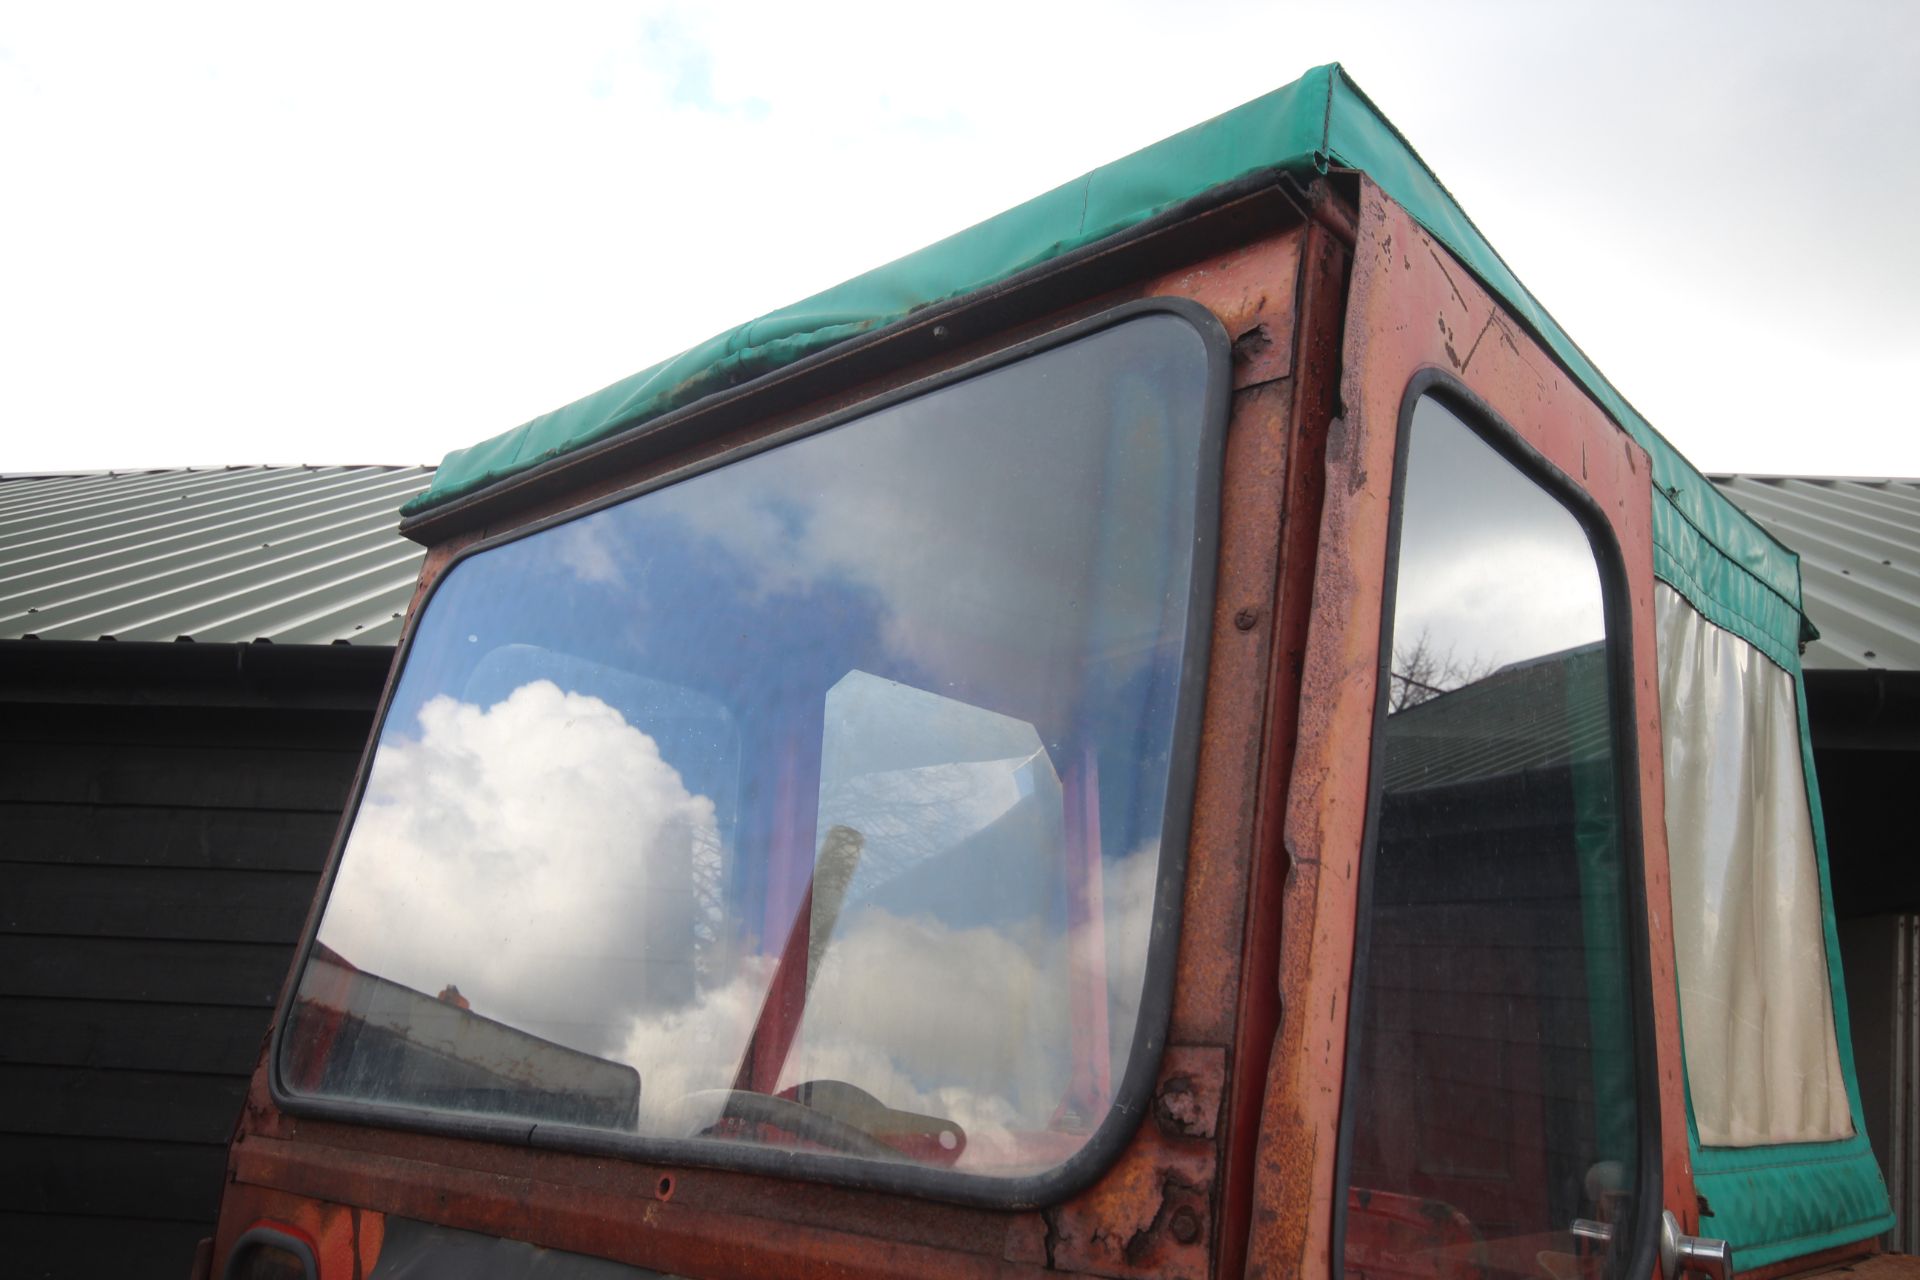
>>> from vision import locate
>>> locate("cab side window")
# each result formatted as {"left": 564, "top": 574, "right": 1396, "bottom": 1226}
{"left": 1341, "top": 395, "right": 1644, "bottom": 1280}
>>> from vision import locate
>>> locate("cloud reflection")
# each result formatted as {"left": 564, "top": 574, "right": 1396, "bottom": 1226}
{"left": 316, "top": 679, "right": 722, "bottom": 1057}
{"left": 312, "top": 678, "right": 1162, "bottom": 1172}
{"left": 1391, "top": 397, "right": 1604, "bottom": 676}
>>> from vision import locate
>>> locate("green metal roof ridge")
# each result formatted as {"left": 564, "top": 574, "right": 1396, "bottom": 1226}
{"left": 404, "top": 62, "right": 1809, "bottom": 644}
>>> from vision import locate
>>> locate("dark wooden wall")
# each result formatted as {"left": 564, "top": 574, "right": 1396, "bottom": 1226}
{"left": 1812, "top": 668, "right": 1920, "bottom": 1250}
{"left": 0, "top": 641, "right": 388, "bottom": 1278}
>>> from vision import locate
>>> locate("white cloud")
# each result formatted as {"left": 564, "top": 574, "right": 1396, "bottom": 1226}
{"left": 615, "top": 958, "right": 776, "bottom": 1133}
{"left": 315, "top": 679, "right": 723, "bottom": 1056}
{"left": 1100, "top": 841, "right": 1160, "bottom": 1076}
{"left": 311, "top": 673, "right": 1166, "bottom": 1171}
{"left": 763, "top": 841, "right": 1162, "bottom": 1172}
{"left": 1391, "top": 538, "right": 1602, "bottom": 678}
{"left": 552, "top": 519, "right": 625, "bottom": 586}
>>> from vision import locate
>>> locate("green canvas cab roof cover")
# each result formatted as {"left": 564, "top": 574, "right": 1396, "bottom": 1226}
{"left": 405, "top": 63, "right": 1889, "bottom": 1261}
{"left": 405, "top": 65, "right": 1808, "bottom": 659}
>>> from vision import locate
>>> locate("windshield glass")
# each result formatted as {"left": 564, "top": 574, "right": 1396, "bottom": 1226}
{"left": 279, "top": 312, "right": 1218, "bottom": 1180}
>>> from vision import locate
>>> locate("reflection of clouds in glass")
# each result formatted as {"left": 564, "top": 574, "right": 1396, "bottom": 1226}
{"left": 1100, "top": 842, "right": 1159, "bottom": 1074}
{"left": 746, "top": 841, "right": 1159, "bottom": 1172}
{"left": 316, "top": 680, "right": 721, "bottom": 1058}
{"left": 785, "top": 904, "right": 1065, "bottom": 1169}
{"left": 1392, "top": 536, "right": 1602, "bottom": 674}
{"left": 314, "top": 674, "right": 1166, "bottom": 1171}
{"left": 1392, "top": 398, "right": 1604, "bottom": 672}
{"left": 552, "top": 519, "right": 625, "bottom": 586}
{"left": 605, "top": 316, "right": 1204, "bottom": 710}
{"left": 617, "top": 957, "right": 775, "bottom": 1132}
{"left": 298, "top": 320, "right": 1205, "bottom": 1175}
{"left": 615, "top": 843, "right": 1159, "bottom": 1172}
{"left": 647, "top": 433, "right": 1092, "bottom": 686}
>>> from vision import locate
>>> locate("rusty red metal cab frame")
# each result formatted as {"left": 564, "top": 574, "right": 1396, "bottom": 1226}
{"left": 1237, "top": 181, "right": 1695, "bottom": 1280}
{"left": 210, "top": 175, "right": 1704, "bottom": 1280}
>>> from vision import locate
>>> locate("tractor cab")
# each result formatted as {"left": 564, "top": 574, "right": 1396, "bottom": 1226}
{"left": 206, "top": 64, "right": 1894, "bottom": 1280}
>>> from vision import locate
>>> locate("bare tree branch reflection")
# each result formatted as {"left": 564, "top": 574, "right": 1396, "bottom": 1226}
{"left": 1389, "top": 627, "right": 1497, "bottom": 712}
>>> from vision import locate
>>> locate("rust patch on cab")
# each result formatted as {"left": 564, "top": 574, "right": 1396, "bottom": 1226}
{"left": 1044, "top": 1047, "right": 1223, "bottom": 1280}
{"left": 1153, "top": 1046, "right": 1226, "bottom": 1141}
{"left": 1151, "top": 234, "right": 1302, "bottom": 390}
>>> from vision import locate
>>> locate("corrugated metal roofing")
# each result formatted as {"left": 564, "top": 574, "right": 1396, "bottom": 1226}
{"left": 5, "top": 463, "right": 1908, "bottom": 665}
{"left": 0, "top": 466, "right": 433, "bottom": 646}
{"left": 1382, "top": 643, "right": 1610, "bottom": 792}
{"left": 1709, "top": 475, "right": 1920, "bottom": 672}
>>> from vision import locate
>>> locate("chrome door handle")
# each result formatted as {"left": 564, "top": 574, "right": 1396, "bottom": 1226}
{"left": 1661, "top": 1209, "right": 1733, "bottom": 1280}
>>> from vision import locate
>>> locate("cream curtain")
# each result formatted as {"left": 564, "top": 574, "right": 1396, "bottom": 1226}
{"left": 1655, "top": 584, "right": 1852, "bottom": 1146}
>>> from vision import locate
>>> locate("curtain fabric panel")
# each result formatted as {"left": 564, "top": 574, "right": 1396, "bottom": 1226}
{"left": 1655, "top": 583, "right": 1851, "bottom": 1147}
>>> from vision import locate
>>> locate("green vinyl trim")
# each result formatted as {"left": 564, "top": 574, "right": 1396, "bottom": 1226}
{"left": 1308, "top": 72, "right": 1814, "bottom": 646}
{"left": 404, "top": 65, "right": 1810, "bottom": 659}
{"left": 404, "top": 70, "right": 1332, "bottom": 522}
{"left": 1680, "top": 644, "right": 1894, "bottom": 1271}
{"left": 1651, "top": 492, "right": 1808, "bottom": 674}
{"left": 1571, "top": 750, "right": 1637, "bottom": 1175}
{"left": 1689, "top": 1143, "right": 1891, "bottom": 1273}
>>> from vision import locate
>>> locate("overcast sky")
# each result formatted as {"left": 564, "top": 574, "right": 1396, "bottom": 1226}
{"left": 3, "top": 2, "right": 1916, "bottom": 477}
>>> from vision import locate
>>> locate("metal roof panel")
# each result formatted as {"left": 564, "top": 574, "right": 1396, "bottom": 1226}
{"left": 8, "top": 466, "right": 1911, "bottom": 668}
{"left": 0, "top": 466, "right": 431, "bottom": 646}
{"left": 1709, "top": 476, "right": 1920, "bottom": 672}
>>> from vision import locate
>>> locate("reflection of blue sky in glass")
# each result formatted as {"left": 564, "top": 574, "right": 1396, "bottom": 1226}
{"left": 293, "top": 314, "right": 1212, "bottom": 1174}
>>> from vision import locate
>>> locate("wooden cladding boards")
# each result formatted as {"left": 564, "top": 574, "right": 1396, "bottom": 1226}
{"left": 0, "top": 1136, "right": 230, "bottom": 1222}
{"left": 0, "top": 997, "right": 280, "bottom": 1075}
{"left": 2, "top": 1210, "right": 214, "bottom": 1279}
{"left": 2, "top": 804, "right": 341, "bottom": 872}
{"left": 1, "top": 687, "right": 378, "bottom": 1273}
{"left": 0, "top": 935, "right": 300, "bottom": 1008}
{"left": 0, "top": 739, "right": 362, "bottom": 811}
{"left": 2, "top": 864, "right": 319, "bottom": 943}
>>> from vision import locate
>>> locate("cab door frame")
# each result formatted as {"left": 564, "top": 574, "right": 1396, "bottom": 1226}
{"left": 1240, "top": 178, "right": 1695, "bottom": 1280}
